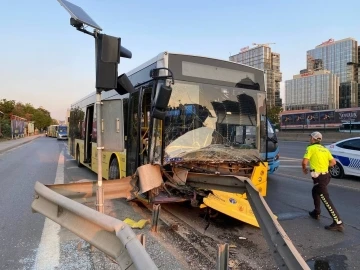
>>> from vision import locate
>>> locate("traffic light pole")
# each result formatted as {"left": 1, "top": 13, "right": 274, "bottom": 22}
{"left": 94, "top": 32, "right": 104, "bottom": 213}
{"left": 57, "top": 0, "right": 132, "bottom": 214}
{"left": 96, "top": 89, "right": 104, "bottom": 213}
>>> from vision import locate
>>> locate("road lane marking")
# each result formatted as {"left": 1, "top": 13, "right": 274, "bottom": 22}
{"left": 34, "top": 150, "right": 64, "bottom": 269}
{"left": 280, "top": 157, "right": 303, "bottom": 161}
{"left": 275, "top": 172, "right": 360, "bottom": 191}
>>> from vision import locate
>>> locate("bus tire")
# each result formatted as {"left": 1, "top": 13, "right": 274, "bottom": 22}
{"left": 109, "top": 157, "right": 120, "bottom": 180}
{"left": 329, "top": 163, "right": 344, "bottom": 179}
{"left": 76, "top": 146, "right": 83, "bottom": 168}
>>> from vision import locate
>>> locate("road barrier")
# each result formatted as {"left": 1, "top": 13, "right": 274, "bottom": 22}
{"left": 277, "top": 131, "right": 358, "bottom": 143}
{"left": 186, "top": 173, "right": 311, "bottom": 270}
{"left": 32, "top": 172, "right": 311, "bottom": 269}
{"left": 32, "top": 181, "right": 158, "bottom": 270}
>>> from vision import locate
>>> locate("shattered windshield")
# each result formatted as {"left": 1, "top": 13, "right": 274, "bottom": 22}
{"left": 164, "top": 81, "right": 266, "bottom": 164}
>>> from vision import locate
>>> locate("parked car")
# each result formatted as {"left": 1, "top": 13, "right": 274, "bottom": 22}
{"left": 325, "top": 137, "right": 360, "bottom": 178}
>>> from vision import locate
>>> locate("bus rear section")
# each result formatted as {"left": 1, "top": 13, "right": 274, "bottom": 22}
{"left": 47, "top": 125, "right": 58, "bottom": 138}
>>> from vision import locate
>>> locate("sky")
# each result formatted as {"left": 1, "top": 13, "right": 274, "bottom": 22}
{"left": 1, "top": 0, "right": 360, "bottom": 120}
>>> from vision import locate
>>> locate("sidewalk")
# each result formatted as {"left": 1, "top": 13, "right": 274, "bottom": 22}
{"left": 0, "top": 134, "right": 44, "bottom": 154}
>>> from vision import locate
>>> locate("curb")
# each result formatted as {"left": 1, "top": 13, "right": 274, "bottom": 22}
{"left": 0, "top": 135, "right": 43, "bottom": 154}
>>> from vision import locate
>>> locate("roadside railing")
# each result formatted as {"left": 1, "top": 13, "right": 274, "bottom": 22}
{"left": 32, "top": 181, "right": 158, "bottom": 270}
{"left": 32, "top": 171, "right": 311, "bottom": 270}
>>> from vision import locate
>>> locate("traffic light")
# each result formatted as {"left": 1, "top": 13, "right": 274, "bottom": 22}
{"left": 95, "top": 33, "right": 132, "bottom": 91}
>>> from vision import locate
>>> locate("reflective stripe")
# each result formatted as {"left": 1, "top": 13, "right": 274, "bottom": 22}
{"left": 320, "top": 193, "right": 340, "bottom": 223}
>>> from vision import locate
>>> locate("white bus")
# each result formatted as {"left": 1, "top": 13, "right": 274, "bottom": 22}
{"left": 68, "top": 52, "right": 270, "bottom": 227}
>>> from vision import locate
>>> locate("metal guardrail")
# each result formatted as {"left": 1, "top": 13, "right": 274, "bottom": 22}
{"left": 186, "top": 173, "right": 311, "bottom": 270}
{"left": 33, "top": 172, "right": 311, "bottom": 269}
{"left": 32, "top": 181, "right": 158, "bottom": 270}
{"left": 45, "top": 177, "right": 134, "bottom": 202}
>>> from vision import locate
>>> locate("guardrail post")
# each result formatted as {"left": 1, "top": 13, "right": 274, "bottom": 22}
{"left": 216, "top": 243, "right": 229, "bottom": 270}
{"left": 151, "top": 204, "right": 161, "bottom": 232}
{"left": 137, "top": 234, "right": 146, "bottom": 247}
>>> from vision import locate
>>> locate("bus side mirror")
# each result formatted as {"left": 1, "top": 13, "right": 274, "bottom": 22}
{"left": 115, "top": 73, "right": 136, "bottom": 95}
{"left": 152, "top": 85, "right": 172, "bottom": 120}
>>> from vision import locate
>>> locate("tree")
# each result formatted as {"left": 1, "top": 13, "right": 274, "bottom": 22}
{"left": 33, "top": 110, "right": 52, "bottom": 130}
{"left": 0, "top": 99, "right": 54, "bottom": 137}
{"left": 267, "top": 106, "right": 283, "bottom": 127}
{"left": 0, "top": 99, "right": 15, "bottom": 117}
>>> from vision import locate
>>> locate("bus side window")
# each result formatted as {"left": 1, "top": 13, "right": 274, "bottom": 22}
{"left": 123, "top": 98, "right": 129, "bottom": 144}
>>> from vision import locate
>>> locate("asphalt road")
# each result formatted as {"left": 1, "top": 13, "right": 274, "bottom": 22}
{"left": 1, "top": 138, "right": 359, "bottom": 269}
{"left": 0, "top": 137, "right": 61, "bottom": 269}
{"left": 162, "top": 141, "right": 360, "bottom": 269}
{"left": 0, "top": 138, "right": 198, "bottom": 270}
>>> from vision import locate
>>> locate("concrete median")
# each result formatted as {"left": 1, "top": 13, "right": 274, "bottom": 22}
{"left": 277, "top": 132, "right": 359, "bottom": 143}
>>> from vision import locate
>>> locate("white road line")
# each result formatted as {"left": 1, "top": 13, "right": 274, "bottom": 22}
{"left": 279, "top": 165, "right": 301, "bottom": 168}
{"left": 276, "top": 172, "right": 360, "bottom": 191}
{"left": 280, "top": 157, "right": 303, "bottom": 161}
{"left": 34, "top": 150, "right": 64, "bottom": 270}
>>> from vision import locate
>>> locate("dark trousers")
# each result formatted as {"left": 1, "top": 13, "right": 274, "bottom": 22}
{"left": 312, "top": 173, "right": 341, "bottom": 223}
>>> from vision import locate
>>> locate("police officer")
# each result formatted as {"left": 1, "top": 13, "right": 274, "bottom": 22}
{"left": 302, "top": 131, "right": 344, "bottom": 232}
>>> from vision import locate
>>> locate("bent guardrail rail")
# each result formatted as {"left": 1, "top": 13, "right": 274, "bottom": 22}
{"left": 45, "top": 177, "right": 134, "bottom": 202}
{"left": 186, "top": 173, "right": 310, "bottom": 270}
{"left": 31, "top": 181, "right": 158, "bottom": 270}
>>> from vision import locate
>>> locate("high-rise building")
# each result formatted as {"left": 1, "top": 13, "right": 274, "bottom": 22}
{"left": 229, "top": 45, "right": 282, "bottom": 107}
{"left": 285, "top": 70, "right": 339, "bottom": 111}
{"left": 306, "top": 38, "right": 359, "bottom": 108}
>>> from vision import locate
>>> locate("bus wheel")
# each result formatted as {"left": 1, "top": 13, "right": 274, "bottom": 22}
{"left": 329, "top": 163, "right": 344, "bottom": 179}
{"left": 109, "top": 158, "right": 120, "bottom": 180}
{"left": 76, "top": 147, "right": 83, "bottom": 168}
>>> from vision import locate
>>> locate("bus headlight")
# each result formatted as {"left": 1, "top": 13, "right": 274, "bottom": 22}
{"left": 274, "top": 154, "right": 280, "bottom": 161}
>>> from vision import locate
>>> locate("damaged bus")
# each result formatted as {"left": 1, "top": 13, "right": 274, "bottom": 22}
{"left": 69, "top": 52, "right": 271, "bottom": 227}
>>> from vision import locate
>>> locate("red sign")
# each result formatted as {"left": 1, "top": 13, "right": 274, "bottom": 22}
{"left": 318, "top": 38, "right": 334, "bottom": 46}
{"left": 301, "top": 72, "right": 314, "bottom": 77}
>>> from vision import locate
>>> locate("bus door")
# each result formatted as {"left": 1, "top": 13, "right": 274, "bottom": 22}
{"left": 126, "top": 86, "right": 152, "bottom": 175}
{"left": 84, "top": 105, "right": 94, "bottom": 164}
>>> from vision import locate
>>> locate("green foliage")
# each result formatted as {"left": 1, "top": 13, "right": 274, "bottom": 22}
{"left": 267, "top": 106, "right": 283, "bottom": 126}
{"left": 0, "top": 99, "right": 54, "bottom": 136}
{"left": 0, "top": 119, "right": 11, "bottom": 137}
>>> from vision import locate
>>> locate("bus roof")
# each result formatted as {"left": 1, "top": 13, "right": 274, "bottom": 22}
{"left": 71, "top": 52, "right": 265, "bottom": 109}
{"left": 126, "top": 51, "right": 264, "bottom": 78}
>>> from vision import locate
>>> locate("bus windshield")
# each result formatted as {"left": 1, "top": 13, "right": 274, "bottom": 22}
{"left": 58, "top": 127, "right": 67, "bottom": 134}
{"left": 164, "top": 81, "right": 266, "bottom": 163}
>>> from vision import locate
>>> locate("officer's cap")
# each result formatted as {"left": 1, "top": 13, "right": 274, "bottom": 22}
{"left": 310, "top": 131, "right": 322, "bottom": 140}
